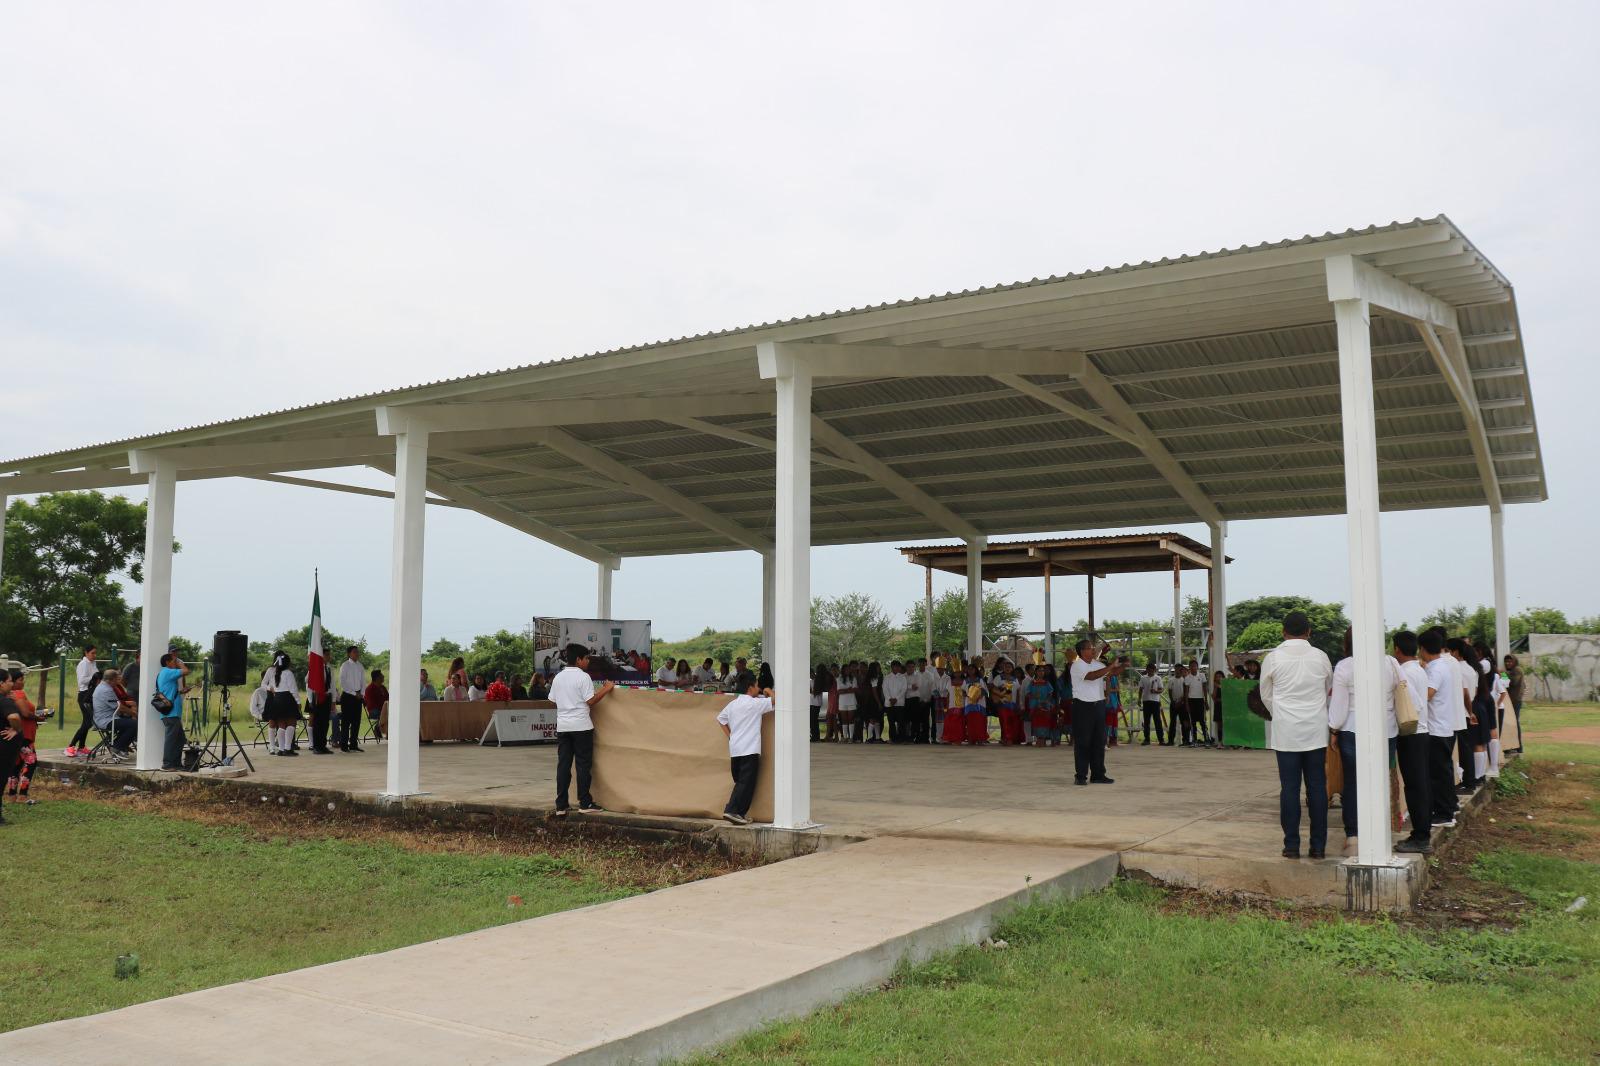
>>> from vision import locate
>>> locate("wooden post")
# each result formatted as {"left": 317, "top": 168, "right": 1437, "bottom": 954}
{"left": 1086, "top": 573, "right": 1096, "bottom": 637}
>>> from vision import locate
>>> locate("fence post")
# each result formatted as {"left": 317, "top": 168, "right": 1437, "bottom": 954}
{"left": 57, "top": 655, "right": 66, "bottom": 731}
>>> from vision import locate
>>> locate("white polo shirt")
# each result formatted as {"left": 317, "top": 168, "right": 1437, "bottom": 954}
{"left": 1138, "top": 674, "right": 1163, "bottom": 702}
{"left": 1184, "top": 672, "right": 1206, "bottom": 699}
{"left": 1423, "top": 657, "right": 1458, "bottom": 738}
{"left": 882, "top": 673, "right": 908, "bottom": 705}
{"left": 1397, "top": 658, "right": 1432, "bottom": 735}
{"left": 1069, "top": 657, "right": 1106, "bottom": 702}
{"left": 718, "top": 694, "right": 774, "bottom": 758}
{"left": 549, "top": 666, "right": 597, "bottom": 732}
{"left": 1258, "top": 638, "right": 1334, "bottom": 753}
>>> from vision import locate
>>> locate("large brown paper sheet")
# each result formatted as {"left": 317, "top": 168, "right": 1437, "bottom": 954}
{"left": 589, "top": 688, "right": 775, "bottom": 822}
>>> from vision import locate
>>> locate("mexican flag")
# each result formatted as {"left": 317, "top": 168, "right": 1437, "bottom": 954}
{"left": 307, "top": 573, "right": 327, "bottom": 699}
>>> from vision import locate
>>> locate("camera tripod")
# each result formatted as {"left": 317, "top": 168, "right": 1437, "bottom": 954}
{"left": 197, "top": 685, "right": 255, "bottom": 772}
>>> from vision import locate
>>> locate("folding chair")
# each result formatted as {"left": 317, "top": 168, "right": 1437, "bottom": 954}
{"left": 85, "top": 721, "right": 130, "bottom": 764}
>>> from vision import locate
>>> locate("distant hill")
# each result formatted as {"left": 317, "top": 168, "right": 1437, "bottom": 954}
{"left": 651, "top": 626, "right": 761, "bottom": 667}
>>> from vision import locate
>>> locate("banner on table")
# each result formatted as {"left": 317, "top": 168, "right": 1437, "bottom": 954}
{"left": 1220, "top": 678, "right": 1266, "bottom": 749}
{"left": 480, "top": 707, "right": 558, "bottom": 745}
{"left": 532, "top": 617, "right": 654, "bottom": 685}
{"left": 589, "top": 688, "right": 774, "bottom": 822}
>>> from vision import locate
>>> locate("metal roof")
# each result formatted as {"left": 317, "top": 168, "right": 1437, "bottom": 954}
{"left": 901, "top": 533, "right": 1225, "bottom": 580}
{"left": 2, "top": 215, "right": 1546, "bottom": 560}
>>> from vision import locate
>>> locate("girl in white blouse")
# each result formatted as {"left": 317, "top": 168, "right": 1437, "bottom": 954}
{"left": 261, "top": 651, "right": 301, "bottom": 756}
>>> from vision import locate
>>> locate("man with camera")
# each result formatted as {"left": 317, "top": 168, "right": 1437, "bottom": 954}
{"left": 1068, "top": 639, "right": 1122, "bottom": 786}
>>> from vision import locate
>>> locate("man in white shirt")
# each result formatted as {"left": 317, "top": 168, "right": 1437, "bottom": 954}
{"left": 1391, "top": 631, "right": 1435, "bottom": 853}
{"left": 1258, "top": 611, "right": 1334, "bottom": 859}
{"left": 1326, "top": 630, "right": 1399, "bottom": 856}
{"left": 692, "top": 658, "right": 717, "bottom": 687}
{"left": 1068, "top": 639, "right": 1121, "bottom": 786}
{"left": 1167, "top": 664, "right": 1190, "bottom": 746}
{"left": 916, "top": 659, "right": 941, "bottom": 743}
{"left": 336, "top": 645, "right": 366, "bottom": 753}
{"left": 1185, "top": 658, "right": 1210, "bottom": 745}
{"left": 882, "top": 661, "right": 909, "bottom": 744}
{"left": 1418, "top": 629, "right": 1460, "bottom": 828}
{"left": 1446, "top": 638, "right": 1480, "bottom": 791}
{"left": 903, "top": 660, "right": 926, "bottom": 744}
{"left": 1137, "top": 662, "right": 1166, "bottom": 746}
{"left": 717, "top": 671, "right": 775, "bottom": 824}
{"left": 551, "top": 643, "right": 616, "bottom": 816}
{"left": 656, "top": 660, "right": 677, "bottom": 687}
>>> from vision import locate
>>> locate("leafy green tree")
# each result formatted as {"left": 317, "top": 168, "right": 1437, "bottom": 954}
{"left": 167, "top": 635, "right": 204, "bottom": 663}
{"left": 652, "top": 628, "right": 763, "bottom": 667}
{"left": 896, "top": 587, "right": 1022, "bottom": 662}
{"left": 813, "top": 593, "right": 898, "bottom": 665}
{"left": 256, "top": 625, "right": 369, "bottom": 678}
{"left": 1421, "top": 604, "right": 1471, "bottom": 632}
{"left": 1232, "top": 619, "right": 1284, "bottom": 652}
{"left": 0, "top": 492, "right": 176, "bottom": 663}
{"left": 463, "top": 629, "right": 534, "bottom": 680}
{"left": 1528, "top": 654, "right": 1572, "bottom": 700}
{"left": 426, "top": 637, "right": 464, "bottom": 659}
{"left": 1226, "top": 595, "right": 1348, "bottom": 659}
{"left": 1512, "top": 606, "right": 1570, "bottom": 640}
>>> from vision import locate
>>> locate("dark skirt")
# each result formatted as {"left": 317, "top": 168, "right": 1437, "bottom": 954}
{"left": 266, "top": 691, "right": 302, "bottom": 723}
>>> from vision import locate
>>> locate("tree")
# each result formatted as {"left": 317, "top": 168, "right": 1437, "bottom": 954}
{"left": 1232, "top": 619, "right": 1283, "bottom": 652}
{"left": 1226, "top": 595, "right": 1348, "bottom": 660}
{"left": 1513, "top": 606, "right": 1570, "bottom": 640}
{"left": 167, "top": 636, "right": 204, "bottom": 663}
{"left": 463, "top": 629, "right": 534, "bottom": 680}
{"left": 257, "top": 624, "right": 369, "bottom": 678}
{"left": 896, "top": 587, "right": 1022, "bottom": 662}
{"left": 0, "top": 492, "right": 176, "bottom": 664}
{"left": 426, "top": 637, "right": 463, "bottom": 659}
{"left": 1528, "top": 654, "right": 1572, "bottom": 701}
{"left": 1421, "top": 604, "right": 1471, "bottom": 632}
{"left": 812, "top": 593, "right": 897, "bottom": 665}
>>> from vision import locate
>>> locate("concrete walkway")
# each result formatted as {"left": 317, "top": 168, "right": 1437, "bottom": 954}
{"left": 0, "top": 836, "right": 1116, "bottom": 1065}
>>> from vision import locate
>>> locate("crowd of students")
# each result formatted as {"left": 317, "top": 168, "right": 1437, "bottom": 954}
{"left": 1259, "top": 612, "right": 1526, "bottom": 860}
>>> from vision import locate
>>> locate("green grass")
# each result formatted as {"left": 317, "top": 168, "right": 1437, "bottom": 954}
{"left": 0, "top": 799, "right": 636, "bottom": 1032}
{"left": 690, "top": 876, "right": 1600, "bottom": 1065}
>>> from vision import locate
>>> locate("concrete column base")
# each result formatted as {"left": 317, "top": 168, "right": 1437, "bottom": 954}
{"left": 1339, "top": 857, "right": 1424, "bottom": 912}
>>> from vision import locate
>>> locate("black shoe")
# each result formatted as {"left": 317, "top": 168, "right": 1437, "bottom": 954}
{"left": 1308, "top": 849, "right": 1326, "bottom": 860}
{"left": 553, "top": 807, "right": 569, "bottom": 818}
{"left": 1282, "top": 848, "right": 1300, "bottom": 859}
{"left": 578, "top": 803, "right": 605, "bottom": 813}
{"left": 1073, "top": 777, "right": 1088, "bottom": 786}
{"left": 1141, "top": 740, "right": 1150, "bottom": 746}
{"left": 282, "top": 749, "right": 299, "bottom": 757}
{"left": 1090, "top": 776, "right": 1115, "bottom": 785}
{"left": 1395, "top": 839, "right": 1433, "bottom": 855}
{"left": 312, "top": 747, "right": 334, "bottom": 754}
{"left": 348, "top": 745, "right": 364, "bottom": 753}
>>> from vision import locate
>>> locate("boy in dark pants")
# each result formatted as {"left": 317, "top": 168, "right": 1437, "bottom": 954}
{"left": 552, "top": 643, "right": 615, "bottom": 816}
{"left": 717, "top": 672, "right": 775, "bottom": 825}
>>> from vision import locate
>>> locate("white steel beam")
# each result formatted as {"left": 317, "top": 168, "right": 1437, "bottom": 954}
{"left": 663, "top": 416, "right": 871, "bottom": 477}
{"left": 1070, "top": 356, "right": 1226, "bottom": 526}
{"left": 533, "top": 428, "right": 773, "bottom": 553}
{"left": 414, "top": 471, "right": 619, "bottom": 565}
{"left": 137, "top": 436, "right": 391, "bottom": 471}
{"left": 1209, "top": 522, "right": 1228, "bottom": 676}
{"left": 389, "top": 394, "right": 776, "bottom": 435}
{"left": 432, "top": 448, "right": 625, "bottom": 492}
{"left": 245, "top": 473, "right": 466, "bottom": 508}
{"left": 763, "top": 342, "right": 814, "bottom": 829}
{"left": 809, "top": 415, "right": 983, "bottom": 540}
{"left": 383, "top": 429, "right": 428, "bottom": 799}
{"left": 597, "top": 558, "right": 616, "bottom": 618}
{"left": 1325, "top": 254, "right": 1459, "bottom": 333}
{"left": 992, "top": 374, "right": 1142, "bottom": 446}
{"left": 131, "top": 453, "right": 177, "bottom": 773}
{"left": 1417, "top": 323, "right": 1503, "bottom": 511}
{"left": 1332, "top": 294, "right": 1394, "bottom": 869}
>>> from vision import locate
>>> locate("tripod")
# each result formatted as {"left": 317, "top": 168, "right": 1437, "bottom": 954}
{"left": 197, "top": 686, "right": 255, "bottom": 772}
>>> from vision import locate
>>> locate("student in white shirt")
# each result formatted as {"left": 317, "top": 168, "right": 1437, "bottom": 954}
{"left": 882, "top": 661, "right": 909, "bottom": 744}
{"left": 1259, "top": 612, "right": 1334, "bottom": 859}
{"left": 1184, "top": 658, "right": 1210, "bottom": 745}
{"left": 1390, "top": 631, "right": 1435, "bottom": 853}
{"left": 717, "top": 671, "right": 775, "bottom": 824}
{"left": 261, "top": 651, "right": 303, "bottom": 756}
{"left": 1137, "top": 662, "right": 1167, "bottom": 746}
{"left": 551, "top": 643, "right": 616, "bottom": 816}
{"left": 336, "top": 645, "right": 366, "bottom": 753}
{"left": 1418, "top": 629, "right": 1460, "bottom": 828}
{"left": 1167, "top": 665, "right": 1191, "bottom": 746}
{"left": 1326, "top": 628, "right": 1400, "bottom": 856}
{"left": 902, "top": 661, "right": 925, "bottom": 744}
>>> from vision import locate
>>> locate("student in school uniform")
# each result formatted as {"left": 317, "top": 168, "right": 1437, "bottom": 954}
{"left": 961, "top": 664, "right": 989, "bottom": 745}
{"left": 1137, "top": 662, "right": 1166, "bottom": 746}
{"left": 836, "top": 664, "right": 858, "bottom": 742}
{"left": 1446, "top": 638, "right": 1478, "bottom": 791}
{"left": 1168, "top": 664, "right": 1191, "bottom": 746}
{"left": 1326, "top": 628, "right": 1399, "bottom": 857}
{"left": 1392, "top": 630, "right": 1435, "bottom": 854}
{"left": 718, "top": 672, "right": 775, "bottom": 825}
{"left": 1185, "top": 658, "right": 1210, "bottom": 745}
{"left": 1419, "top": 630, "right": 1460, "bottom": 829}
{"left": 1025, "top": 665, "right": 1056, "bottom": 748}
{"left": 882, "top": 661, "right": 908, "bottom": 744}
{"left": 262, "top": 651, "right": 301, "bottom": 757}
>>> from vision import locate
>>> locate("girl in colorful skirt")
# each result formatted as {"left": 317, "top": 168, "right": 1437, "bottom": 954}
{"left": 961, "top": 665, "right": 989, "bottom": 745}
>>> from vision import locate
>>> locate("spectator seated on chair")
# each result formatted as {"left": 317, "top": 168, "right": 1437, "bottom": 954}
{"left": 92, "top": 669, "right": 136, "bottom": 756}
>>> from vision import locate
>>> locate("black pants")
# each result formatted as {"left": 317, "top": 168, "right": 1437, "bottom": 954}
{"left": 1275, "top": 748, "right": 1328, "bottom": 853}
{"left": 107, "top": 716, "right": 136, "bottom": 752}
{"left": 70, "top": 691, "right": 94, "bottom": 749}
{"left": 1428, "top": 735, "right": 1458, "bottom": 821}
{"left": 1189, "top": 698, "right": 1209, "bottom": 742}
{"left": 1071, "top": 698, "right": 1108, "bottom": 782}
{"left": 809, "top": 704, "right": 820, "bottom": 742}
{"left": 309, "top": 696, "right": 332, "bottom": 751}
{"left": 161, "top": 716, "right": 187, "bottom": 770}
{"left": 1395, "top": 732, "right": 1432, "bottom": 842}
{"left": 1170, "top": 698, "right": 1190, "bottom": 744}
{"left": 725, "top": 753, "right": 760, "bottom": 817}
{"left": 337, "top": 694, "right": 363, "bottom": 749}
{"left": 556, "top": 728, "right": 595, "bottom": 810}
{"left": 927, "top": 698, "right": 940, "bottom": 743}
{"left": 1141, "top": 700, "right": 1165, "bottom": 744}
{"left": 906, "top": 698, "right": 927, "bottom": 743}
{"left": 1456, "top": 727, "right": 1476, "bottom": 787}
{"left": 0, "top": 738, "right": 23, "bottom": 815}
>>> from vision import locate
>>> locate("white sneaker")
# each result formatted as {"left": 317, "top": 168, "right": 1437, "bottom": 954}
{"left": 1432, "top": 818, "right": 1457, "bottom": 828}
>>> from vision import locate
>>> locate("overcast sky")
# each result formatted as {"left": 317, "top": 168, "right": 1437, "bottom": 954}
{"left": 3, "top": 1, "right": 1596, "bottom": 651}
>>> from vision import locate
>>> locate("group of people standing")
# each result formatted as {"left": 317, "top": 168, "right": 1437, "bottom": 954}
{"left": 1260, "top": 612, "right": 1524, "bottom": 860}
{"left": 254, "top": 645, "right": 389, "bottom": 756}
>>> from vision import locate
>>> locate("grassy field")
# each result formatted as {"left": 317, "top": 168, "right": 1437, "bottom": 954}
{"left": 687, "top": 702, "right": 1600, "bottom": 1065}
{"left": 0, "top": 782, "right": 752, "bottom": 1033}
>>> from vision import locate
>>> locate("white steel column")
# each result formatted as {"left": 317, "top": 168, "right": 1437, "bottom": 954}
{"left": 1209, "top": 522, "right": 1228, "bottom": 673}
{"left": 1333, "top": 295, "right": 1393, "bottom": 867}
{"left": 761, "top": 551, "right": 776, "bottom": 661}
{"left": 769, "top": 351, "right": 813, "bottom": 829}
{"left": 596, "top": 558, "right": 616, "bottom": 619}
{"left": 0, "top": 494, "right": 6, "bottom": 591}
{"left": 965, "top": 537, "right": 986, "bottom": 658}
{"left": 1171, "top": 555, "right": 1181, "bottom": 668}
{"left": 384, "top": 427, "right": 429, "bottom": 799}
{"left": 130, "top": 454, "right": 176, "bottom": 773}
{"left": 1490, "top": 508, "right": 1510, "bottom": 663}
{"left": 923, "top": 565, "right": 934, "bottom": 661}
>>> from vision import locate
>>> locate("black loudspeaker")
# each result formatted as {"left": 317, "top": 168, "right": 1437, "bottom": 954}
{"left": 212, "top": 630, "right": 248, "bottom": 686}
